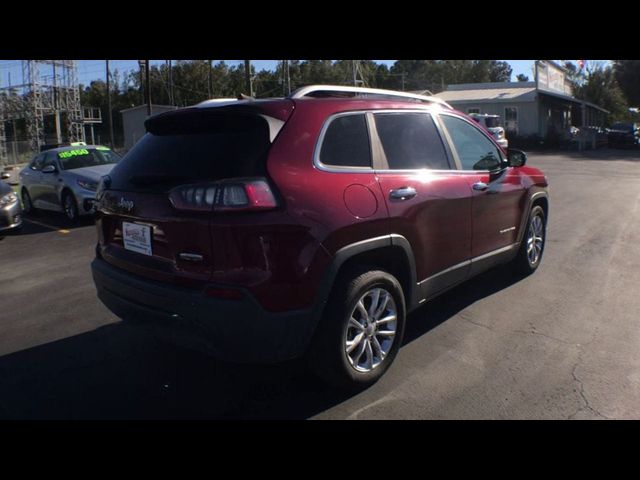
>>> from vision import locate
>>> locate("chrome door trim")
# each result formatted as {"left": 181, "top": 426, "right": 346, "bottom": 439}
{"left": 417, "top": 242, "right": 519, "bottom": 286}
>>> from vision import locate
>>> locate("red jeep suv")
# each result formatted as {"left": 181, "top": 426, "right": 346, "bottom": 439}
{"left": 91, "top": 85, "right": 548, "bottom": 388}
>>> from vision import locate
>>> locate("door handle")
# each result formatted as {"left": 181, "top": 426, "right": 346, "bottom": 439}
{"left": 472, "top": 182, "right": 488, "bottom": 191}
{"left": 389, "top": 187, "right": 417, "bottom": 200}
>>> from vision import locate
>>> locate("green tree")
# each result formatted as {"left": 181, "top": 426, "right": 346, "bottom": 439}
{"left": 574, "top": 63, "right": 629, "bottom": 123}
{"left": 613, "top": 60, "right": 640, "bottom": 107}
{"left": 516, "top": 73, "right": 529, "bottom": 82}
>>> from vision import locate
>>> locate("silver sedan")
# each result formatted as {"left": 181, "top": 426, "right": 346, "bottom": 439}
{"left": 0, "top": 178, "right": 22, "bottom": 233}
{"left": 19, "top": 145, "right": 120, "bottom": 223}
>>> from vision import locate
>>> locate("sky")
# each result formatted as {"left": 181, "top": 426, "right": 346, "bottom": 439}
{"left": 0, "top": 60, "right": 603, "bottom": 90}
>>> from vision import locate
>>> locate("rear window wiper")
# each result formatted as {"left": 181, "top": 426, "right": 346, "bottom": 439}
{"left": 128, "top": 174, "right": 194, "bottom": 186}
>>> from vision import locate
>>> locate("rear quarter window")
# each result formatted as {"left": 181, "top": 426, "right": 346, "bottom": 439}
{"left": 319, "top": 114, "right": 371, "bottom": 168}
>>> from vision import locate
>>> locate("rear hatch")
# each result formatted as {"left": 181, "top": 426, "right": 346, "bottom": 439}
{"left": 96, "top": 101, "right": 294, "bottom": 288}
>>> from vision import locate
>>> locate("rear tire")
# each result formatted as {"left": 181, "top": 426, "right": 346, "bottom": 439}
{"left": 512, "top": 205, "right": 546, "bottom": 275}
{"left": 308, "top": 267, "right": 406, "bottom": 390}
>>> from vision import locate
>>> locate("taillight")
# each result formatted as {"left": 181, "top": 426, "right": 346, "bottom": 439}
{"left": 169, "top": 177, "right": 278, "bottom": 213}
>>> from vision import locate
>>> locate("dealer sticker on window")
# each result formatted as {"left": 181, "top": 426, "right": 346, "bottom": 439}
{"left": 122, "top": 221, "right": 152, "bottom": 256}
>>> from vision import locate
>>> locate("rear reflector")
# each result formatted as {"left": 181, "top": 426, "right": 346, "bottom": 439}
{"left": 169, "top": 177, "right": 278, "bottom": 213}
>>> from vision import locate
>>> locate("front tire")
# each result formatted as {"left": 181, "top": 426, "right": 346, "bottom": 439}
{"left": 308, "top": 267, "right": 406, "bottom": 390}
{"left": 21, "top": 188, "right": 35, "bottom": 214}
{"left": 513, "top": 205, "right": 546, "bottom": 275}
{"left": 62, "top": 190, "right": 79, "bottom": 224}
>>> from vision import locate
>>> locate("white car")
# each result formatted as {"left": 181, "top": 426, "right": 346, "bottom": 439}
{"left": 469, "top": 113, "right": 508, "bottom": 149}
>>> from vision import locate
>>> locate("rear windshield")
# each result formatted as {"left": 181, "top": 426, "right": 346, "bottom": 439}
{"left": 58, "top": 148, "right": 120, "bottom": 170}
{"left": 108, "top": 114, "right": 272, "bottom": 192}
{"left": 484, "top": 117, "right": 501, "bottom": 128}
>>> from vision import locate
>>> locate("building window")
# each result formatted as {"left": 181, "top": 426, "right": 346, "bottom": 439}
{"left": 504, "top": 107, "right": 518, "bottom": 134}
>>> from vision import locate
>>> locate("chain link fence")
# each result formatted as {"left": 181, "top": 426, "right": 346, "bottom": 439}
{"left": 1, "top": 140, "right": 35, "bottom": 167}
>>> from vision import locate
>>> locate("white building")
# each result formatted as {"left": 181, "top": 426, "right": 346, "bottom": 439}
{"left": 435, "top": 61, "right": 608, "bottom": 141}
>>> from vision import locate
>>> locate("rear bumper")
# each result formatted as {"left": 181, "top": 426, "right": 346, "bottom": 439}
{"left": 91, "top": 257, "right": 314, "bottom": 363}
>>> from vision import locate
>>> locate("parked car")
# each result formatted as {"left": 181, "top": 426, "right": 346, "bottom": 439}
{"left": 91, "top": 85, "right": 549, "bottom": 389}
{"left": 608, "top": 122, "right": 640, "bottom": 148}
{"left": 0, "top": 178, "right": 22, "bottom": 233}
{"left": 19, "top": 145, "right": 121, "bottom": 223}
{"left": 469, "top": 113, "right": 508, "bottom": 149}
{"left": 578, "top": 126, "right": 608, "bottom": 149}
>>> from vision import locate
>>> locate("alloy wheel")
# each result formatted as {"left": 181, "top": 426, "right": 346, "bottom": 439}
{"left": 344, "top": 287, "right": 398, "bottom": 373}
{"left": 64, "top": 194, "right": 77, "bottom": 221}
{"left": 526, "top": 214, "right": 544, "bottom": 265}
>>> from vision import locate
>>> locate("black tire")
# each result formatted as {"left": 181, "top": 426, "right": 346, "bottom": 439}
{"left": 308, "top": 267, "right": 406, "bottom": 390}
{"left": 62, "top": 190, "right": 80, "bottom": 224}
{"left": 21, "top": 188, "right": 35, "bottom": 214}
{"left": 512, "top": 205, "right": 546, "bottom": 275}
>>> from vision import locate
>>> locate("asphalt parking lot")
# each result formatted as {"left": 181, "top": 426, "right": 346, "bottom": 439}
{"left": 1, "top": 148, "right": 640, "bottom": 419}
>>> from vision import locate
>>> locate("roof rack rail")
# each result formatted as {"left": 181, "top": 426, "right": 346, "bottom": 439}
{"left": 289, "top": 85, "right": 452, "bottom": 109}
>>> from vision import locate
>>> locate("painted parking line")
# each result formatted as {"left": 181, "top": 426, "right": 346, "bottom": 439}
{"left": 23, "top": 218, "right": 70, "bottom": 234}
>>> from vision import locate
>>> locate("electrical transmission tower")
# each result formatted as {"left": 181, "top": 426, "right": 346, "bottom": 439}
{"left": 352, "top": 60, "right": 366, "bottom": 87}
{"left": 0, "top": 60, "right": 85, "bottom": 162}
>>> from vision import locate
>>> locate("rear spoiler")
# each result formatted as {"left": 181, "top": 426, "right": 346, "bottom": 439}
{"left": 144, "top": 101, "right": 294, "bottom": 143}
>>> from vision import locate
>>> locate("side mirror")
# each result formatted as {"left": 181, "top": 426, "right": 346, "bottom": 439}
{"left": 507, "top": 149, "right": 527, "bottom": 167}
{"left": 42, "top": 164, "right": 57, "bottom": 174}
{"left": 1, "top": 172, "right": 10, "bottom": 180}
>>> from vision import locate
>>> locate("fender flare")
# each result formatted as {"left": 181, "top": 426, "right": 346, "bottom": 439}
{"left": 517, "top": 190, "right": 549, "bottom": 244}
{"left": 311, "top": 234, "right": 418, "bottom": 327}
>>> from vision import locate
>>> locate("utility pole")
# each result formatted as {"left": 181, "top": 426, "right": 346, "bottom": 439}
{"left": 168, "top": 60, "right": 174, "bottom": 106}
{"left": 244, "top": 60, "right": 252, "bottom": 97}
{"left": 208, "top": 60, "right": 213, "bottom": 98}
{"left": 286, "top": 59, "right": 291, "bottom": 95}
{"left": 145, "top": 60, "right": 152, "bottom": 116}
{"left": 106, "top": 60, "right": 115, "bottom": 148}
{"left": 138, "top": 60, "right": 145, "bottom": 106}
{"left": 353, "top": 60, "right": 357, "bottom": 86}
{"left": 52, "top": 62, "right": 62, "bottom": 144}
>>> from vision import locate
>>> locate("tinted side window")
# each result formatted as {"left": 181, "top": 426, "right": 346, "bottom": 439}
{"left": 374, "top": 113, "right": 450, "bottom": 170}
{"left": 440, "top": 115, "right": 502, "bottom": 171}
{"left": 43, "top": 152, "right": 58, "bottom": 167}
{"left": 319, "top": 114, "right": 371, "bottom": 168}
{"left": 31, "top": 154, "right": 45, "bottom": 170}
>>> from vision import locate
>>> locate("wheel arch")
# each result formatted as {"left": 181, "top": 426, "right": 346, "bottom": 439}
{"left": 517, "top": 190, "right": 549, "bottom": 244}
{"left": 311, "top": 235, "right": 418, "bottom": 329}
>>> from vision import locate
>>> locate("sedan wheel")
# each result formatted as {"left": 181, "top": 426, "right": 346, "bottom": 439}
{"left": 63, "top": 192, "right": 79, "bottom": 223}
{"left": 21, "top": 189, "right": 33, "bottom": 214}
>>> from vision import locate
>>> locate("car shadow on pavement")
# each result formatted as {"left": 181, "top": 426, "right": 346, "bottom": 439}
{"left": 0, "top": 265, "right": 524, "bottom": 420}
{"left": 403, "top": 264, "right": 523, "bottom": 347}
